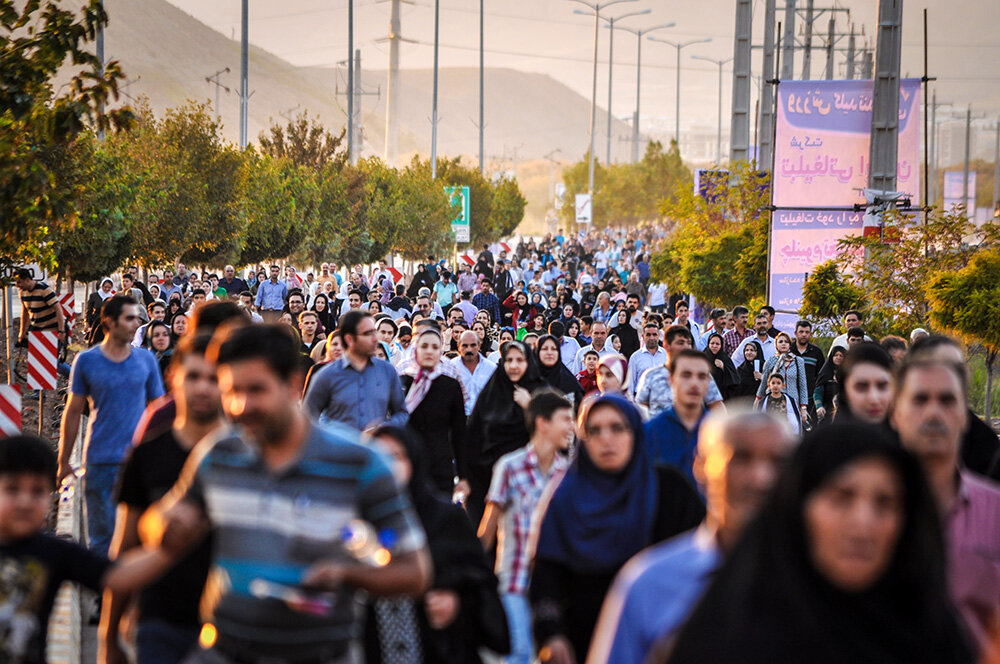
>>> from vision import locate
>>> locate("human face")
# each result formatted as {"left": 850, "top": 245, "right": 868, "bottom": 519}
{"left": 225, "top": 267, "right": 235, "bottom": 278}
{"left": 597, "top": 364, "right": 622, "bottom": 393}
{"left": 584, "top": 354, "right": 598, "bottom": 372}
{"left": 414, "top": 333, "right": 442, "bottom": 370}
{"left": 349, "top": 294, "right": 361, "bottom": 309}
{"left": 192, "top": 293, "right": 206, "bottom": 307}
{"left": 754, "top": 316, "right": 769, "bottom": 336}
{"left": 217, "top": 358, "right": 298, "bottom": 445}
{"left": 171, "top": 315, "right": 188, "bottom": 337}
{"left": 459, "top": 332, "right": 480, "bottom": 361}
{"left": 567, "top": 322, "right": 579, "bottom": 338}
{"left": 151, "top": 306, "right": 166, "bottom": 321}
{"left": 416, "top": 299, "right": 431, "bottom": 316}
{"left": 611, "top": 336, "right": 621, "bottom": 352}
{"left": 347, "top": 317, "right": 377, "bottom": 358}
{"left": 589, "top": 323, "right": 607, "bottom": 347}
{"left": 532, "top": 315, "right": 544, "bottom": 330}
{"left": 299, "top": 315, "right": 318, "bottom": 336}
{"left": 499, "top": 330, "right": 514, "bottom": 344}
{"left": 725, "top": 312, "right": 734, "bottom": 329}
{"left": 744, "top": 344, "right": 758, "bottom": 362}
{"left": 844, "top": 313, "right": 861, "bottom": 329}
{"left": 239, "top": 295, "right": 253, "bottom": 309}
{"left": 476, "top": 311, "right": 490, "bottom": 326}
{"left": 671, "top": 357, "right": 711, "bottom": 408}
{"left": 398, "top": 333, "right": 412, "bottom": 349}
{"left": 111, "top": 304, "right": 143, "bottom": 343}
{"left": 708, "top": 336, "right": 722, "bottom": 354}
{"left": 768, "top": 376, "right": 784, "bottom": 397}
{"left": 0, "top": 472, "right": 52, "bottom": 540}
{"left": 563, "top": 305, "right": 574, "bottom": 319}
{"left": 675, "top": 305, "right": 689, "bottom": 323}
{"left": 448, "top": 308, "right": 463, "bottom": 325}
{"left": 472, "top": 322, "right": 487, "bottom": 341}
{"left": 641, "top": 326, "right": 658, "bottom": 351}
{"left": 288, "top": 296, "right": 304, "bottom": 314}
{"left": 775, "top": 335, "right": 791, "bottom": 353}
{"left": 173, "top": 353, "right": 221, "bottom": 424}
{"left": 374, "top": 344, "right": 388, "bottom": 361}
{"left": 151, "top": 326, "right": 171, "bottom": 352}
{"left": 795, "top": 325, "right": 812, "bottom": 346}
{"left": 538, "top": 339, "right": 560, "bottom": 368}
{"left": 326, "top": 336, "right": 344, "bottom": 361}
{"left": 377, "top": 322, "right": 396, "bottom": 344}
{"left": 517, "top": 292, "right": 527, "bottom": 307}
{"left": 375, "top": 435, "right": 413, "bottom": 487}
{"left": 270, "top": 266, "right": 280, "bottom": 281}
{"left": 667, "top": 333, "right": 692, "bottom": 357}
{"left": 504, "top": 348, "right": 528, "bottom": 383}
{"left": 804, "top": 457, "right": 903, "bottom": 593}
{"left": 539, "top": 408, "right": 575, "bottom": 451}
{"left": 582, "top": 404, "right": 633, "bottom": 473}
{"left": 101, "top": 280, "right": 113, "bottom": 294}
{"left": 891, "top": 364, "right": 967, "bottom": 463}
{"left": 843, "top": 363, "right": 893, "bottom": 424}
{"left": 279, "top": 312, "right": 293, "bottom": 326}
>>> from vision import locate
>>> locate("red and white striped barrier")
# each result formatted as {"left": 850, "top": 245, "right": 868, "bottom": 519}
{"left": 28, "top": 330, "right": 58, "bottom": 390}
{"left": 0, "top": 384, "right": 21, "bottom": 438}
{"left": 59, "top": 293, "right": 75, "bottom": 328}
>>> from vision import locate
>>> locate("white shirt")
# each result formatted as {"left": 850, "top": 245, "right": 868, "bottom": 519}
{"left": 559, "top": 336, "right": 581, "bottom": 372}
{"left": 647, "top": 283, "right": 667, "bottom": 307}
{"left": 573, "top": 342, "right": 617, "bottom": 375}
{"left": 731, "top": 334, "right": 776, "bottom": 367}
{"left": 627, "top": 345, "right": 667, "bottom": 395}
{"left": 829, "top": 332, "right": 872, "bottom": 354}
{"left": 450, "top": 355, "right": 497, "bottom": 415}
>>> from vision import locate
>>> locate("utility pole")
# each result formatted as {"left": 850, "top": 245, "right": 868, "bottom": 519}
{"left": 601, "top": 9, "right": 651, "bottom": 165}
{"left": 759, "top": 0, "right": 777, "bottom": 168}
{"left": 649, "top": 36, "right": 712, "bottom": 153}
{"left": 206, "top": 68, "right": 230, "bottom": 126}
{"left": 993, "top": 120, "right": 999, "bottom": 213}
{"left": 97, "top": 1, "right": 105, "bottom": 140}
{"left": 865, "top": 0, "right": 903, "bottom": 238}
{"left": 479, "top": 0, "right": 485, "bottom": 175}
{"left": 239, "top": 0, "right": 248, "bottom": 148}
{"left": 692, "top": 55, "right": 733, "bottom": 165}
{"left": 781, "top": 0, "right": 795, "bottom": 81}
{"left": 963, "top": 105, "right": 972, "bottom": 212}
{"left": 353, "top": 49, "right": 362, "bottom": 161}
{"left": 800, "top": 0, "right": 814, "bottom": 80}
{"left": 619, "top": 22, "right": 674, "bottom": 163}
{"left": 824, "top": 16, "right": 835, "bottom": 79}
{"left": 347, "top": 0, "right": 355, "bottom": 163}
{"left": 431, "top": 0, "right": 440, "bottom": 178}
{"left": 861, "top": 48, "right": 873, "bottom": 78}
{"left": 730, "top": 0, "right": 752, "bottom": 162}
{"left": 846, "top": 25, "right": 856, "bottom": 79}
{"left": 383, "top": 0, "right": 401, "bottom": 166}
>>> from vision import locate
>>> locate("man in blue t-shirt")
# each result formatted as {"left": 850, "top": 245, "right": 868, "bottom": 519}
{"left": 59, "top": 294, "right": 164, "bottom": 556}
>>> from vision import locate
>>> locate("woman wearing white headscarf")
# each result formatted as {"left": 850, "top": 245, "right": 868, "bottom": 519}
{"left": 399, "top": 326, "right": 468, "bottom": 494}
{"left": 86, "top": 278, "right": 115, "bottom": 331}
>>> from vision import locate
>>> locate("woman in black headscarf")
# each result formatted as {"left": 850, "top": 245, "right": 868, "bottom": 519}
{"left": 834, "top": 342, "right": 895, "bottom": 427}
{"left": 368, "top": 425, "right": 509, "bottom": 664}
{"left": 664, "top": 423, "right": 973, "bottom": 664}
{"left": 813, "top": 345, "right": 845, "bottom": 423}
{"left": 531, "top": 395, "right": 704, "bottom": 663}
{"left": 703, "top": 332, "right": 739, "bottom": 400}
{"left": 535, "top": 334, "right": 584, "bottom": 408}
{"left": 461, "top": 340, "right": 547, "bottom": 525}
{"left": 732, "top": 340, "right": 764, "bottom": 398}
{"left": 609, "top": 309, "right": 640, "bottom": 360}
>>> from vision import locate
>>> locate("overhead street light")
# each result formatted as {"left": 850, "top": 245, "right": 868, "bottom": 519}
{"left": 617, "top": 21, "right": 676, "bottom": 162}
{"left": 598, "top": 8, "right": 651, "bottom": 165}
{"left": 648, "top": 36, "right": 712, "bottom": 151}
{"left": 690, "top": 54, "right": 733, "bottom": 165}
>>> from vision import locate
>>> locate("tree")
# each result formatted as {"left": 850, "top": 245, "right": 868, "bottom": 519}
{"left": 258, "top": 111, "right": 347, "bottom": 172}
{"left": 0, "top": 0, "right": 133, "bottom": 275}
{"left": 394, "top": 162, "right": 455, "bottom": 260}
{"left": 433, "top": 158, "right": 495, "bottom": 248}
{"left": 487, "top": 177, "right": 527, "bottom": 241}
{"left": 926, "top": 251, "right": 1000, "bottom": 419}
{"left": 800, "top": 260, "right": 868, "bottom": 333}
{"left": 650, "top": 162, "right": 770, "bottom": 308}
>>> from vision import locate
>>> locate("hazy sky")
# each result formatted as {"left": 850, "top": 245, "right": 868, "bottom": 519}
{"left": 165, "top": 0, "right": 1000, "bottom": 136}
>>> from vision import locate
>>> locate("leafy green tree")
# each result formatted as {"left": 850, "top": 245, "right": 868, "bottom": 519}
{"left": 432, "top": 158, "right": 495, "bottom": 248}
{"left": 0, "top": 0, "right": 133, "bottom": 275}
{"left": 258, "top": 112, "right": 347, "bottom": 172}
{"left": 394, "top": 162, "right": 455, "bottom": 260}
{"left": 487, "top": 177, "right": 527, "bottom": 241}
{"left": 926, "top": 251, "right": 1000, "bottom": 418}
{"left": 800, "top": 260, "right": 868, "bottom": 331}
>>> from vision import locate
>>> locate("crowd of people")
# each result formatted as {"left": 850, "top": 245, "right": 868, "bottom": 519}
{"left": 1, "top": 225, "right": 998, "bottom": 664}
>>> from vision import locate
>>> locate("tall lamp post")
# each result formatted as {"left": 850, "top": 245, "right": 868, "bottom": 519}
{"left": 618, "top": 21, "right": 676, "bottom": 163}
{"left": 591, "top": 8, "right": 651, "bottom": 166}
{"left": 567, "top": 0, "right": 637, "bottom": 223}
{"left": 648, "top": 36, "right": 712, "bottom": 152}
{"left": 691, "top": 54, "right": 733, "bottom": 165}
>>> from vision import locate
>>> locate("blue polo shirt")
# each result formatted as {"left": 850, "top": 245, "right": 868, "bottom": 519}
{"left": 644, "top": 406, "right": 707, "bottom": 488}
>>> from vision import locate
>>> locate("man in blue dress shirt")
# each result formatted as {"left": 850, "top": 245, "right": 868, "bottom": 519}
{"left": 589, "top": 408, "right": 796, "bottom": 664}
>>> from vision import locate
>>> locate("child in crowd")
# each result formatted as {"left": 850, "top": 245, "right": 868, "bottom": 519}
{"left": 756, "top": 373, "right": 801, "bottom": 434}
{"left": 576, "top": 349, "right": 600, "bottom": 395}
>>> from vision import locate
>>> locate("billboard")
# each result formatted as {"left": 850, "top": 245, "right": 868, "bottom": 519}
{"left": 769, "top": 79, "right": 921, "bottom": 311}
{"left": 942, "top": 170, "right": 975, "bottom": 218}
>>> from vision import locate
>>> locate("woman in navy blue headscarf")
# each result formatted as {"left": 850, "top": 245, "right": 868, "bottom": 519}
{"left": 530, "top": 395, "right": 704, "bottom": 662}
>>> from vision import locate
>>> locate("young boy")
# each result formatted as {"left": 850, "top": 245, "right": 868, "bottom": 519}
{"left": 0, "top": 435, "right": 182, "bottom": 663}
{"left": 478, "top": 390, "right": 574, "bottom": 664}
{"left": 757, "top": 373, "right": 801, "bottom": 434}
{"left": 576, "top": 349, "right": 600, "bottom": 395}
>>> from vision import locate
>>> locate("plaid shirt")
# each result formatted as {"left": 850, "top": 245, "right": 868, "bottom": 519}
{"left": 722, "top": 327, "right": 755, "bottom": 356}
{"left": 472, "top": 291, "right": 502, "bottom": 325}
{"left": 487, "top": 446, "right": 569, "bottom": 595}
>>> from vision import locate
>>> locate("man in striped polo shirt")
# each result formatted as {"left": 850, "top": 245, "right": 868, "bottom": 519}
{"left": 16, "top": 267, "right": 65, "bottom": 345}
{"left": 136, "top": 324, "right": 431, "bottom": 663}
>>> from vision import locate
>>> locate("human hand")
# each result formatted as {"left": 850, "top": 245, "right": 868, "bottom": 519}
{"left": 452, "top": 480, "right": 471, "bottom": 506}
{"left": 159, "top": 502, "right": 208, "bottom": 555}
{"left": 424, "top": 589, "right": 460, "bottom": 629}
{"left": 57, "top": 462, "right": 77, "bottom": 486}
{"left": 513, "top": 386, "right": 531, "bottom": 409}
{"left": 753, "top": 371, "right": 762, "bottom": 380}
{"left": 301, "top": 561, "right": 349, "bottom": 592}
{"left": 816, "top": 406, "right": 826, "bottom": 420}
{"left": 714, "top": 359, "right": 724, "bottom": 369}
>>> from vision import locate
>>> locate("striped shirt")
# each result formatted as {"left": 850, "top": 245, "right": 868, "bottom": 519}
{"left": 19, "top": 281, "right": 60, "bottom": 330}
{"left": 177, "top": 423, "right": 426, "bottom": 658}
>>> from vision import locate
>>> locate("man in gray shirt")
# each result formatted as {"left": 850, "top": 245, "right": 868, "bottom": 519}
{"left": 303, "top": 310, "right": 408, "bottom": 431}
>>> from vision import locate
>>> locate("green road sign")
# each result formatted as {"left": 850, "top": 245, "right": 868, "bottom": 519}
{"left": 446, "top": 185, "right": 470, "bottom": 242}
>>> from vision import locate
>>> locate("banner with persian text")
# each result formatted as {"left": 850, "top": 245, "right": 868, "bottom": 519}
{"left": 769, "top": 79, "right": 921, "bottom": 311}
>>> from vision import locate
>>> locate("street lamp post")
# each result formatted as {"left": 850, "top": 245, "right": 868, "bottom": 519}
{"left": 567, "top": 0, "right": 637, "bottom": 224}
{"left": 618, "top": 22, "right": 676, "bottom": 163}
{"left": 691, "top": 55, "right": 733, "bottom": 165}
{"left": 648, "top": 36, "right": 712, "bottom": 151}
{"left": 595, "top": 9, "right": 651, "bottom": 166}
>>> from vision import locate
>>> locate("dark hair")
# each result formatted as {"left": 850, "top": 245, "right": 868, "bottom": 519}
{"left": 583, "top": 349, "right": 600, "bottom": 359}
{"left": 710, "top": 308, "right": 727, "bottom": 320}
{"left": 760, "top": 305, "right": 775, "bottom": 317}
{"left": 525, "top": 388, "right": 573, "bottom": 436}
{"left": 190, "top": 301, "right": 248, "bottom": 335}
{"left": 733, "top": 305, "right": 749, "bottom": 317}
{"left": 142, "top": 320, "right": 170, "bottom": 350}
{"left": 0, "top": 435, "right": 57, "bottom": 487}
{"left": 548, "top": 320, "right": 565, "bottom": 338}
{"left": 844, "top": 309, "right": 863, "bottom": 320}
{"left": 191, "top": 288, "right": 206, "bottom": 298}
{"left": 664, "top": 324, "right": 694, "bottom": 346}
{"left": 675, "top": 300, "right": 689, "bottom": 311}
{"left": 101, "top": 294, "right": 138, "bottom": 330}
{"left": 15, "top": 267, "right": 34, "bottom": 281}
{"left": 896, "top": 356, "right": 968, "bottom": 399}
{"left": 376, "top": 317, "right": 398, "bottom": 335}
{"left": 837, "top": 342, "right": 894, "bottom": 420}
{"left": 211, "top": 324, "right": 301, "bottom": 381}
{"left": 348, "top": 289, "right": 363, "bottom": 300}
{"left": 168, "top": 332, "right": 214, "bottom": 377}
{"left": 669, "top": 348, "right": 711, "bottom": 375}
{"left": 795, "top": 319, "right": 813, "bottom": 331}
{"left": 909, "top": 333, "right": 961, "bottom": 356}
{"left": 642, "top": 321, "right": 660, "bottom": 332}
{"left": 339, "top": 310, "right": 369, "bottom": 344}
{"left": 148, "top": 301, "right": 166, "bottom": 314}
{"left": 239, "top": 290, "right": 253, "bottom": 299}
{"left": 846, "top": 326, "right": 866, "bottom": 340}
{"left": 766, "top": 371, "right": 786, "bottom": 383}
{"left": 580, "top": 315, "right": 593, "bottom": 327}
{"left": 880, "top": 335, "right": 908, "bottom": 355}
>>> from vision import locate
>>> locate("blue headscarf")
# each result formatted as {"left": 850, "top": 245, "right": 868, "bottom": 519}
{"left": 535, "top": 394, "right": 659, "bottom": 575}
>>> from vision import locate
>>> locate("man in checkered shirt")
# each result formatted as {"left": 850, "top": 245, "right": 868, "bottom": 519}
{"left": 478, "top": 390, "right": 574, "bottom": 664}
